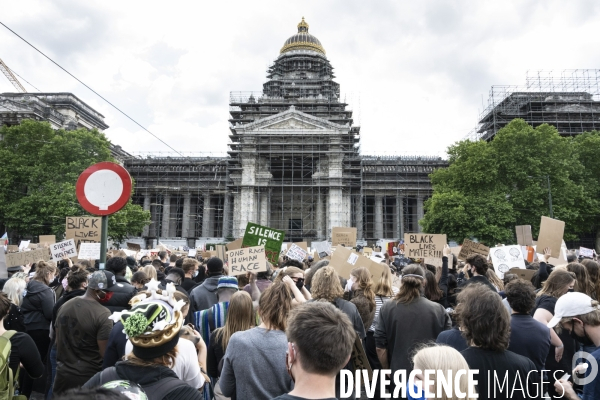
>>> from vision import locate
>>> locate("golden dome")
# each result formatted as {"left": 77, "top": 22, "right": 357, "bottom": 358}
{"left": 280, "top": 17, "right": 325, "bottom": 55}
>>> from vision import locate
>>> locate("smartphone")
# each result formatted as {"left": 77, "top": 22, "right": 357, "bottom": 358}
{"left": 559, "top": 373, "right": 571, "bottom": 382}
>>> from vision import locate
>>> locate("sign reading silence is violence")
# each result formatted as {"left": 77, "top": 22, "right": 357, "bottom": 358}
{"left": 241, "top": 222, "right": 285, "bottom": 264}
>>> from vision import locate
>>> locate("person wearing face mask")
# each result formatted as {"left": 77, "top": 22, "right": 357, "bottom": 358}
{"left": 275, "top": 266, "right": 311, "bottom": 305}
{"left": 344, "top": 267, "right": 376, "bottom": 332}
{"left": 272, "top": 302, "right": 355, "bottom": 400}
{"left": 531, "top": 269, "right": 577, "bottom": 399}
{"left": 181, "top": 258, "right": 200, "bottom": 292}
{"left": 550, "top": 292, "right": 600, "bottom": 400}
{"left": 53, "top": 270, "right": 115, "bottom": 394}
{"left": 456, "top": 254, "right": 498, "bottom": 293}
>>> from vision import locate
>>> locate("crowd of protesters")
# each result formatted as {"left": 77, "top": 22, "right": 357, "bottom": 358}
{"left": 0, "top": 242, "right": 599, "bottom": 400}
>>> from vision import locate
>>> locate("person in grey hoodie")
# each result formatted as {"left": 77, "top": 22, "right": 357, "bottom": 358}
{"left": 189, "top": 258, "right": 225, "bottom": 325}
{"left": 20, "top": 260, "right": 58, "bottom": 396}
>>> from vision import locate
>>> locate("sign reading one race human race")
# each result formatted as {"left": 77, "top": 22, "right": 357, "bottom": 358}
{"left": 242, "top": 222, "right": 285, "bottom": 264}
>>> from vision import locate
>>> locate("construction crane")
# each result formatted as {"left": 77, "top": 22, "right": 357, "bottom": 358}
{"left": 0, "top": 58, "right": 26, "bottom": 92}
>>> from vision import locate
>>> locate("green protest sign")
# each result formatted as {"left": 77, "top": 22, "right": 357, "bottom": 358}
{"left": 242, "top": 222, "right": 285, "bottom": 264}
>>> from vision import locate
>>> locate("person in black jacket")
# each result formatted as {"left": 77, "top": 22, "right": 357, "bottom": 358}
{"left": 457, "top": 253, "right": 498, "bottom": 293}
{"left": 103, "top": 257, "right": 137, "bottom": 312}
{"left": 20, "top": 260, "right": 58, "bottom": 396}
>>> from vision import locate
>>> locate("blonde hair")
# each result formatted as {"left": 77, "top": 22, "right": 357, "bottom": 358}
{"left": 34, "top": 261, "right": 58, "bottom": 285}
{"left": 142, "top": 265, "right": 158, "bottom": 281}
{"left": 213, "top": 291, "right": 254, "bottom": 350}
{"left": 274, "top": 266, "right": 304, "bottom": 283}
{"left": 258, "top": 281, "right": 293, "bottom": 331}
{"left": 126, "top": 347, "right": 178, "bottom": 368}
{"left": 412, "top": 345, "right": 476, "bottom": 400}
{"left": 486, "top": 269, "right": 504, "bottom": 291}
{"left": 374, "top": 265, "right": 395, "bottom": 297}
{"left": 3, "top": 278, "right": 26, "bottom": 307}
{"left": 311, "top": 266, "right": 344, "bottom": 302}
{"left": 538, "top": 269, "right": 576, "bottom": 298}
{"left": 350, "top": 267, "right": 375, "bottom": 304}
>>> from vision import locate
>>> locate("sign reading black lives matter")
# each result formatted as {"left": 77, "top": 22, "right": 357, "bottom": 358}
{"left": 226, "top": 246, "right": 267, "bottom": 276}
{"left": 403, "top": 233, "right": 447, "bottom": 259}
{"left": 242, "top": 222, "right": 285, "bottom": 264}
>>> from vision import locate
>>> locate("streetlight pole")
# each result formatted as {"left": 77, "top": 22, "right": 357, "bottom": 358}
{"left": 546, "top": 175, "right": 553, "bottom": 219}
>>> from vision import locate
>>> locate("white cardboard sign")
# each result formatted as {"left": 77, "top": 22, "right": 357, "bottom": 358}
{"left": 50, "top": 239, "right": 77, "bottom": 260}
{"left": 286, "top": 244, "right": 308, "bottom": 262}
{"left": 78, "top": 243, "right": 101, "bottom": 260}
{"left": 489, "top": 245, "right": 526, "bottom": 279}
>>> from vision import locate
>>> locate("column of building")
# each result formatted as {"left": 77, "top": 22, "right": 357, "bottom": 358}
{"left": 416, "top": 196, "right": 424, "bottom": 233}
{"left": 202, "top": 193, "right": 212, "bottom": 237}
{"left": 316, "top": 192, "right": 325, "bottom": 240}
{"left": 355, "top": 194, "right": 363, "bottom": 240}
{"left": 374, "top": 194, "right": 384, "bottom": 239}
{"left": 161, "top": 195, "right": 171, "bottom": 238}
{"left": 222, "top": 194, "right": 231, "bottom": 238}
{"left": 395, "top": 195, "right": 404, "bottom": 239}
{"left": 142, "top": 195, "right": 151, "bottom": 237}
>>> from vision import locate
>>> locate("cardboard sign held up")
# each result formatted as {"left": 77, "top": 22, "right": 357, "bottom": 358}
{"left": 39, "top": 235, "right": 56, "bottom": 246}
{"left": 536, "top": 217, "right": 565, "bottom": 259}
{"left": 78, "top": 243, "right": 101, "bottom": 260}
{"left": 5, "top": 248, "right": 51, "bottom": 268}
{"left": 489, "top": 245, "right": 526, "bottom": 279}
{"left": 424, "top": 257, "right": 443, "bottom": 268}
{"left": 458, "top": 239, "right": 490, "bottom": 261}
{"left": 66, "top": 216, "right": 101, "bottom": 249}
{"left": 292, "top": 242, "right": 308, "bottom": 252}
{"left": 50, "top": 239, "right": 77, "bottom": 260}
{"left": 508, "top": 267, "right": 535, "bottom": 281}
{"left": 330, "top": 245, "right": 386, "bottom": 280}
{"left": 312, "top": 241, "right": 331, "bottom": 258}
{"left": 227, "top": 246, "right": 267, "bottom": 276}
{"left": 286, "top": 244, "right": 308, "bottom": 262}
{"left": 579, "top": 247, "right": 594, "bottom": 259}
{"left": 403, "top": 234, "right": 447, "bottom": 259}
{"left": 515, "top": 226, "right": 533, "bottom": 246}
{"left": 226, "top": 238, "right": 243, "bottom": 251}
{"left": 363, "top": 247, "right": 373, "bottom": 258}
{"left": 216, "top": 245, "right": 227, "bottom": 261}
{"left": 127, "top": 242, "right": 141, "bottom": 252}
{"left": 331, "top": 227, "right": 357, "bottom": 247}
{"left": 6, "top": 245, "right": 18, "bottom": 253}
{"left": 18, "top": 241, "right": 30, "bottom": 251}
{"left": 242, "top": 222, "right": 285, "bottom": 265}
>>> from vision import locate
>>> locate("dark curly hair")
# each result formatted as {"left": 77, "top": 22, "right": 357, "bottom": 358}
{"left": 505, "top": 279, "right": 536, "bottom": 314}
{"left": 455, "top": 284, "right": 510, "bottom": 352}
{"left": 465, "top": 254, "right": 488, "bottom": 275}
{"left": 106, "top": 256, "right": 128, "bottom": 274}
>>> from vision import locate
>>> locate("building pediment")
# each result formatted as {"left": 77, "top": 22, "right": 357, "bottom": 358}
{"left": 236, "top": 105, "right": 347, "bottom": 132}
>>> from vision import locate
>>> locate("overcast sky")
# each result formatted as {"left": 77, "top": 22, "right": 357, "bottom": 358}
{"left": 2, "top": 0, "right": 600, "bottom": 156}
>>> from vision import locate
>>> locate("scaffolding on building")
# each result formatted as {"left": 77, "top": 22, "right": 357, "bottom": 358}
{"left": 465, "top": 69, "right": 600, "bottom": 141}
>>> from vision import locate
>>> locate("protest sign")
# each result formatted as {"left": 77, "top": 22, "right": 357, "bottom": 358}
{"left": 28, "top": 243, "right": 39, "bottom": 249}
{"left": 458, "top": 239, "right": 490, "bottom": 261}
{"left": 66, "top": 216, "right": 101, "bottom": 249}
{"left": 6, "top": 245, "right": 18, "bottom": 253}
{"left": 387, "top": 241, "right": 400, "bottom": 256}
{"left": 201, "top": 251, "right": 213, "bottom": 258}
{"left": 515, "top": 225, "right": 533, "bottom": 246}
{"left": 450, "top": 246, "right": 462, "bottom": 258}
{"left": 403, "top": 234, "right": 447, "bottom": 259}
{"left": 188, "top": 249, "right": 197, "bottom": 257}
{"left": 579, "top": 247, "right": 594, "bottom": 259}
{"left": 78, "top": 243, "right": 101, "bottom": 260}
{"left": 18, "top": 241, "right": 30, "bottom": 251}
{"left": 286, "top": 243, "right": 308, "bottom": 262}
{"left": 127, "top": 242, "right": 141, "bottom": 252}
{"left": 50, "top": 239, "right": 77, "bottom": 260}
{"left": 242, "top": 222, "right": 285, "bottom": 264}
{"left": 216, "top": 245, "right": 227, "bottom": 261}
{"left": 227, "top": 246, "right": 267, "bottom": 276}
{"left": 536, "top": 216, "right": 565, "bottom": 259}
{"left": 293, "top": 242, "right": 308, "bottom": 252}
{"left": 226, "top": 238, "right": 243, "bottom": 251}
{"left": 5, "top": 248, "right": 51, "bottom": 268}
{"left": 424, "top": 257, "right": 443, "bottom": 268}
{"left": 312, "top": 241, "right": 331, "bottom": 258}
{"left": 363, "top": 247, "right": 373, "bottom": 257}
{"left": 330, "top": 246, "right": 385, "bottom": 280}
{"left": 508, "top": 267, "right": 535, "bottom": 281}
{"left": 39, "top": 235, "right": 56, "bottom": 246}
{"left": 0, "top": 250, "right": 6, "bottom": 279}
{"left": 489, "top": 245, "right": 526, "bottom": 279}
{"left": 332, "top": 227, "right": 357, "bottom": 247}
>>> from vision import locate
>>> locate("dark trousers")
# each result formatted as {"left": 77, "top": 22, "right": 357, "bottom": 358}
{"left": 22, "top": 329, "right": 50, "bottom": 396}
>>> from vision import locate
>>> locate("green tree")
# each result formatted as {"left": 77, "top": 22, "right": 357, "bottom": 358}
{"left": 421, "top": 119, "right": 600, "bottom": 246}
{"left": 0, "top": 120, "right": 150, "bottom": 242}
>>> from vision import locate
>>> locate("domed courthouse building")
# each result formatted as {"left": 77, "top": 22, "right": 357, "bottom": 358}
{"left": 125, "top": 19, "right": 446, "bottom": 247}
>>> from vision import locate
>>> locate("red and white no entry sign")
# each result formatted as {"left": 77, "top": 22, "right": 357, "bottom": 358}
{"left": 76, "top": 162, "right": 132, "bottom": 216}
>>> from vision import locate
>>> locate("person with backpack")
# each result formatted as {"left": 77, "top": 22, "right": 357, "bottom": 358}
{"left": 0, "top": 292, "right": 44, "bottom": 397}
{"left": 83, "top": 281, "right": 203, "bottom": 400}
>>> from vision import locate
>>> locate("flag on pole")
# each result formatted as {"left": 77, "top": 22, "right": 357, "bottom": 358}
{"left": 1, "top": 233, "right": 7, "bottom": 246}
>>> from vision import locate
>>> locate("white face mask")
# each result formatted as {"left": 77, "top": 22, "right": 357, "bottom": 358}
{"left": 193, "top": 270, "right": 199, "bottom": 278}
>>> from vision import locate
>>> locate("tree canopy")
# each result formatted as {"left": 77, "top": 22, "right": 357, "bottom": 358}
{"left": 0, "top": 120, "right": 150, "bottom": 243}
{"left": 421, "top": 119, "right": 600, "bottom": 247}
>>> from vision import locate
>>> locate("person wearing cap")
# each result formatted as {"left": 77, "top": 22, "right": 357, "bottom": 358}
{"left": 194, "top": 276, "right": 239, "bottom": 346}
{"left": 53, "top": 270, "right": 115, "bottom": 394}
{"left": 83, "top": 281, "right": 203, "bottom": 400}
{"left": 189, "top": 258, "right": 225, "bottom": 322}
{"left": 103, "top": 257, "right": 138, "bottom": 313}
{"left": 550, "top": 292, "right": 600, "bottom": 400}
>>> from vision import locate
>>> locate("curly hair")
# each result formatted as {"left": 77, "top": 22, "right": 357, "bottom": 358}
{"left": 455, "top": 284, "right": 510, "bottom": 352}
{"left": 505, "top": 279, "right": 536, "bottom": 314}
{"left": 311, "top": 266, "right": 344, "bottom": 302}
{"left": 465, "top": 254, "right": 488, "bottom": 275}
